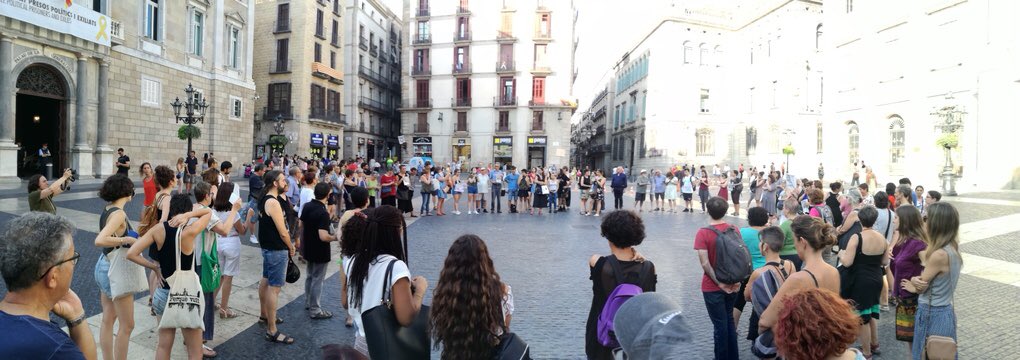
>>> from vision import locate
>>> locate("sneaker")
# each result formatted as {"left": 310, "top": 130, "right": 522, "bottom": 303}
{"left": 454, "top": 211, "right": 461, "bottom": 215}
{"left": 594, "top": 213, "right": 601, "bottom": 217}
{"left": 585, "top": 212, "right": 591, "bottom": 216}
{"left": 249, "top": 235, "right": 259, "bottom": 244}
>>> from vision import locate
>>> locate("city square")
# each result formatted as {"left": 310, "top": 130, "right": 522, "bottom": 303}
{"left": 2, "top": 0, "right": 1020, "bottom": 359}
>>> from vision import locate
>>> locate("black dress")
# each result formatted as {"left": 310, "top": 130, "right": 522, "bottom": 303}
{"left": 585, "top": 255, "right": 656, "bottom": 360}
{"left": 396, "top": 175, "right": 414, "bottom": 213}
{"left": 843, "top": 236, "right": 884, "bottom": 324}
{"left": 532, "top": 175, "right": 548, "bottom": 209}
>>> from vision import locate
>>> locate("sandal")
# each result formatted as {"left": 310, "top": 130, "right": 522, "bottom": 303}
{"left": 219, "top": 307, "right": 239, "bottom": 319}
{"left": 345, "top": 316, "right": 354, "bottom": 328}
{"left": 149, "top": 298, "right": 156, "bottom": 317}
{"left": 310, "top": 310, "right": 334, "bottom": 320}
{"left": 258, "top": 316, "right": 284, "bottom": 325}
{"left": 202, "top": 345, "right": 218, "bottom": 358}
{"left": 871, "top": 343, "right": 881, "bottom": 355}
{"left": 265, "top": 331, "right": 295, "bottom": 344}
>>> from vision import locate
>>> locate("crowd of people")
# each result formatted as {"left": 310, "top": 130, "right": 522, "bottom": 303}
{"left": 0, "top": 148, "right": 962, "bottom": 360}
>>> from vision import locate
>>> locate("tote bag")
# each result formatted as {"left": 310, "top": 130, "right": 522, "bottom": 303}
{"left": 199, "top": 231, "right": 221, "bottom": 292}
{"left": 159, "top": 227, "right": 206, "bottom": 330}
{"left": 107, "top": 247, "right": 149, "bottom": 299}
{"left": 361, "top": 260, "right": 430, "bottom": 359}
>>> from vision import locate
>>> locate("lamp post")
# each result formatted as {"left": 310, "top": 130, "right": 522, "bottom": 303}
{"left": 170, "top": 84, "right": 209, "bottom": 158}
{"left": 931, "top": 96, "right": 965, "bottom": 196}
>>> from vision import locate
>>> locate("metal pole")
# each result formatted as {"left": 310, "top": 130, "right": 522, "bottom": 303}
{"left": 187, "top": 124, "right": 193, "bottom": 158}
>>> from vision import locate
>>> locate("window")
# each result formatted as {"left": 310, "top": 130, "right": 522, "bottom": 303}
{"left": 276, "top": 3, "right": 289, "bottom": 32}
{"left": 745, "top": 127, "right": 757, "bottom": 155}
{"left": 310, "top": 84, "right": 325, "bottom": 113}
{"left": 417, "top": 21, "right": 429, "bottom": 38}
{"left": 328, "top": 90, "right": 340, "bottom": 116}
{"left": 499, "top": 12, "right": 513, "bottom": 37}
{"left": 889, "top": 116, "right": 905, "bottom": 164}
{"left": 227, "top": 26, "right": 240, "bottom": 68}
{"left": 144, "top": 0, "right": 160, "bottom": 41}
{"left": 333, "top": 0, "right": 340, "bottom": 14}
{"left": 456, "top": 78, "right": 471, "bottom": 103}
{"left": 457, "top": 16, "right": 469, "bottom": 38}
{"left": 696, "top": 129, "right": 714, "bottom": 156}
{"left": 614, "top": 105, "right": 620, "bottom": 128}
{"left": 532, "top": 111, "right": 543, "bottom": 131}
{"left": 190, "top": 9, "right": 204, "bottom": 56}
{"left": 537, "top": 13, "right": 551, "bottom": 37}
{"left": 268, "top": 82, "right": 292, "bottom": 114}
{"left": 771, "top": 81, "right": 778, "bottom": 108}
{"left": 230, "top": 97, "right": 242, "bottom": 119}
{"left": 190, "top": 88, "right": 203, "bottom": 105}
{"left": 498, "top": 111, "right": 510, "bottom": 131}
{"left": 414, "top": 49, "right": 429, "bottom": 71}
{"left": 415, "top": 80, "right": 429, "bottom": 106}
{"left": 315, "top": 10, "right": 324, "bottom": 38}
{"left": 500, "top": 77, "right": 516, "bottom": 104}
{"left": 748, "top": 87, "right": 755, "bottom": 113}
{"left": 455, "top": 46, "right": 468, "bottom": 70}
{"left": 499, "top": 44, "right": 514, "bottom": 69}
{"left": 456, "top": 112, "right": 467, "bottom": 131}
{"left": 332, "top": 20, "right": 339, "bottom": 45}
{"left": 749, "top": 47, "right": 754, "bottom": 65}
{"left": 683, "top": 41, "right": 692, "bottom": 64}
{"left": 314, "top": 43, "right": 322, "bottom": 62}
{"left": 815, "top": 24, "right": 823, "bottom": 51}
{"left": 629, "top": 93, "right": 637, "bottom": 120}
{"left": 534, "top": 44, "right": 547, "bottom": 69}
{"left": 141, "top": 77, "right": 161, "bottom": 107}
{"left": 330, "top": 51, "right": 336, "bottom": 68}
{"left": 620, "top": 102, "right": 627, "bottom": 122}
{"left": 848, "top": 122, "right": 859, "bottom": 164}
{"left": 846, "top": 0, "right": 853, "bottom": 13}
{"left": 699, "top": 43, "right": 708, "bottom": 66}
{"left": 700, "top": 89, "right": 710, "bottom": 112}
{"left": 416, "top": 113, "right": 428, "bottom": 132}
{"left": 532, "top": 77, "right": 545, "bottom": 104}
{"left": 275, "top": 38, "right": 289, "bottom": 71}
{"left": 817, "top": 122, "right": 823, "bottom": 154}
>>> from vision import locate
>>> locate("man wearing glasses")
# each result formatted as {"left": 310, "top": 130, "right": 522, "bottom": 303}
{"left": 0, "top": 212, "right": 96, "bottom": 359}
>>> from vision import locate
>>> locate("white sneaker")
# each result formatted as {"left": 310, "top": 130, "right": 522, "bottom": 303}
{"left": 249, "top": 235, "right": 259, "bottom": 244}
{"left": 594, "top": 213, "right": 601, "bottom": 217}
{"left": 454, "top": 211, "right": 461, "bottom": 215}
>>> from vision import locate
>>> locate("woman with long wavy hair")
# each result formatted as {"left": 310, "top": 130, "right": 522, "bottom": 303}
{"left": 902, "top": 202, "right": 961, "bottom": 360}
{"left": 430, "top": 235, "right": 514, "bottom": 359}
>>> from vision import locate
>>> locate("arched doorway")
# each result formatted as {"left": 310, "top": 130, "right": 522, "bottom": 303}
{"left": 15, "top": 64, "right": 68, "bottom": 178}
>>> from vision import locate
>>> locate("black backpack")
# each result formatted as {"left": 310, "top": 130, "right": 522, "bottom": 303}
{"left": 704, "top": 226, "right": 753, "bottom": 284}
{"left": 825, "top": 193, "right": 845, "bottom": 227}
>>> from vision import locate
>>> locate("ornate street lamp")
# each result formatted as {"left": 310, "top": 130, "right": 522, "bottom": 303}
{"left": 931, "top": 95, "right": 966, "bottom": 196}
{"left": 782, "top": 129, "right": 796, "bottom": 174}
{"left": 170, "top": 83, "right": 209, "bottom": 157}
{"left": 273, "top": 114, "right": 285, "bottom": 135}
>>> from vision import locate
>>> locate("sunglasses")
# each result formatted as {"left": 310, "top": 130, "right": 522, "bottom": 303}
{"left": 38, "top": 251, "right": 80, "bottom": 280}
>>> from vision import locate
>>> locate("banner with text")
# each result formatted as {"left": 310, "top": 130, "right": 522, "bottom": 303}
{"left": 0, "top": 0, "right": 112, "bottom": 47}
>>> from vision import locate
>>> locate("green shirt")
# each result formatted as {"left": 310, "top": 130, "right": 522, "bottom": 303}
{"left": 366, "top": 178, "right": 378, "bottom": 197}
{"left": 28, "top": 190, "right": 56, "bottom": 214}
{"left": 779, "top": 219, "right": 797, "bottom": 255}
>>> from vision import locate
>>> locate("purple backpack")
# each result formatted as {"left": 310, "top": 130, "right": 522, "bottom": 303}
{"left": 597, "top": 256, "right": 652, "bottom": 348}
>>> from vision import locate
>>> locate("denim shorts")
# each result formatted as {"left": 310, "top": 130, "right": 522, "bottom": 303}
{"left": 93, "top": 255, "right": 112, "bottom": 297}
{"left": 262, "top": 249, "right": 289, "bottom": 287}
{"left": 151, "top": 287, "right": 170, "bottom": 316}
{"left": 467, "top": 186, "right": 478, "bottom": 194}
{"left": 507, "top": 189, "right": 518, "bottom": 200}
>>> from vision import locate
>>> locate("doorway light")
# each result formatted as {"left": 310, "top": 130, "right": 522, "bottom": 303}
{"left": 33, "top": 115, "right": 40, "bottom": 123}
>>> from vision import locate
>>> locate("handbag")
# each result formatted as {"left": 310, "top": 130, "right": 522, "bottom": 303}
{"left": 921, "top": 255, "right": 957, "bottom": 360}
{"left": 495, "top": 332, "right": 532, "bottom": 360}
{"left": 107, "top": 246, "right": 149, "bottom": 299}
{"left": 286, "top": 256, "right": 301, "bottom": 284}
{"left": 159, "top": 226, "right": 205, "bottom": 330}
{"left": 198, "top": 231, "right": 221, "bottom": 292}
{"left": 501, "top": 189, "right": 507, "bottom": 197}
{"left": 361, "top": 260, "right": 430, "bottom": 359}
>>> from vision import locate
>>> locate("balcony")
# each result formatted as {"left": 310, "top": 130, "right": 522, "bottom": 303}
{"left": 263, "top": 106, "right": 294, "bottom": 120}
{"left": 531, "top": 120, "right": 545, "bottom": 132}
{"left": 528, "top": 99, "right": 550, "bottom": 107}
{"left": 369, "top": 44, "right": 378, "bottom": 57}
{"left": 406, "top": 98, "right": 433, "bottom": 109}
{"left": 414, "top": 123, "right": 429, "bottom": 134}
{"left": 269, "top": 59, "right": 292, "bottom": 74}
{"left": 495, "top": 60, "right": 516, "bottom": 73}
{"left": 454, "top": 31, "right": 472, "bottom": 43}
{"left": 359, "top": 37, "right": 368, "bottom": 50}
{"left": 411, "top": 66, "right": 431, "bottom": 77}
{"left": 379, "top": 50, "right": 388, "bottom": 63}
{"left": 274, "top": 19, "right": 291, "bottom": 33}
{"left": 496, "top": 31, "right": 517, "bottom": 42}
{"left": 416, "top": 8, "right": 430, "bottom": 17}
{"left": 358, "top": 66, "right": 386, "bottom": 86}
{"left": 531, "top": 63, "right": 552, "bottom": 75}
{"left": 358, "top": 96, "right": 389, "bottom": 114}
{"left": 452, "top": 62, "right": 472, "bottom": 75}
{"left": 495, "top": 124, "right": 511, "bottom": 134}
{"left": 309, "top": 107, "right": 344, "bottom": 124}
{"left": 452, "top": 97, "right": 472, "bottom": 108}
{"left": 412, "top": 34, "right": 431, "bottom": 45}
{"left": 457, "top": 5, "right": 470, "bottom": 14}
{"left": 494, "top": 96, "right": 517, "bottom": 108}
{"left": 534, "top": 31, "right": 552, "bottom": 42}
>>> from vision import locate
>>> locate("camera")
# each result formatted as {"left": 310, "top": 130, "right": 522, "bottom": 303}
{"left": 68, "top": 169, "right": 78, "bottom": 182}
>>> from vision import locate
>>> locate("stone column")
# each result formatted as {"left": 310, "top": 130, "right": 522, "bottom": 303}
{"left": 0, "top": 34, "right": 18, "bottom": 178}
{"left": 93, "top": 59, "right": 113, "bottom": 177}
{"left": 70, "top": 55, "right": 94, "bottom": 176}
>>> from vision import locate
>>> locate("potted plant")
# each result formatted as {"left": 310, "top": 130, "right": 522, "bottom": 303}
{"left": 177, "top": 125, "right": 202, "bottom": 140}
{"left": 936, "top": 132, "right": 959, "bottom": 149}
{"left": 782, "top": 145, "right": 796, "bottom": 155}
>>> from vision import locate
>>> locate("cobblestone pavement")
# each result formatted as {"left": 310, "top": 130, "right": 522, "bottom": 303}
{"left": 1, "top": 185, "right": 1018, "bottom": 359}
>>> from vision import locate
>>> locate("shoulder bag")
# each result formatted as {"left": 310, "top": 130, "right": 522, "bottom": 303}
{"left": 104, "top": 207, "right": 149, "bottom": 298}
{"left": 361, "top": 260, "right": 430, "bottom": 359}
{"left": 159, "top": 226, "right": 206, "bottom": 330}
{"left": 921, "top": 255, "right": 957, "bottom": 360}
{"left": 199, "top": 229, "right": 221, "bottom": 292}
{"left": 495, "top": 332, "right": 532, "bottom": 360}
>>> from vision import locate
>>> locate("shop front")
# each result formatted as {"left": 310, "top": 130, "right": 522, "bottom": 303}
{"left": 310, "top": 133, "right": 324, "bottom": 158}
{"left": 412, "top": 136, "right": 433, "bottom": 163}
{"left": 493, "top": 136, "right": 513, "bottom": 167}
{"left": 527, "top": 136, "right": 547, "bottom": 169}
{"left": 326, "top": 134, "right": 340, "bottom": 160}
{"left": 453, "top": 138, "right": 471, "bottom": 170}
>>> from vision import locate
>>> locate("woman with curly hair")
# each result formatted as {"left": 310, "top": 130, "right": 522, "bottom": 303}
{"left": 585, "top": 210, "right": 655, "bottom": 359}
{"left": 774, "top": 288, "right": 866, "bottom": 360}
{"left": 94, "top": 174, "right": 142, "bottom": 360}
{"left": 429, "top": 235, "right": 514, "bottom": 359}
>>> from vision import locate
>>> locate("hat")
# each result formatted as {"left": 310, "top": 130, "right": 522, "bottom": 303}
{"left": 640, "top": 169, "right": 647, "bottom": 173}
{"left": 613, "top": 293, "right": 693, "bottom": 359}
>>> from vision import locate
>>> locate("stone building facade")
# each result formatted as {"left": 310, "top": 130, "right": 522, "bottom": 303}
{"left": 344, "top": 0, "right": 402, "bottom": 161}
{"left": 253, "top": 0, "right": 346, "bottom": 161}
{"left": 1, "top": 0, "right": 257, "bottom": 179}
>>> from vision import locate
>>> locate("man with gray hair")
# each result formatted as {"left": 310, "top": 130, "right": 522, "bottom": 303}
{"left": 0, "top": 212, "right": 97, "bottom": 359}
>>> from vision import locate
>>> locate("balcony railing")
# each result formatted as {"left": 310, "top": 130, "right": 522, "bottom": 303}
{"left": 455, "top": 121, "right": 468, "bottom": 132}
{"left": 528, "top": 99, "right": 548, "bottom": 107}
{"left": 309, "top": 107, "right": 343, "bottom": 124}
{"left": 497, "top": 31, "right": 516, "bottom": 41}
{"left": 269, "top": 59, "right": 292, "bottom": 73}
{"left": 532, "top": 63, "right": 552, "bottom": 74}
{"left": 414, "top": 123, "right": 429, "bottom": 133}
{"left": 411, "top": 67, "right": 431, "bottom": 76}
{"left": 494, "top": 96, "right": 517, "bottom": 107}
{"left": 369, "top": 44, "right": 378, "bottom": 56}
{"left": 416, "top": 8, "right": 430, "bottom": 17}
{"left": 263, "top": 106, "right": 294, "bottom": 120}
{"left": 457, "top": 5, "right": 470, "bottom": 14}
{"left": 359, "top": 37, "right": 368, "bottom": 50}
{"left": 534, "top": 31, "right": 552, "bottom": 41}
{"left": 454, "top": 31, "right": 472, "bottom": 42}
{"left": 358, "top": 66, "right": 387, "bottom": 86}
{"left": 495, "top": 60, "right": 516, "bottom": 73}
{"left": 358, "top": 97, "right": 389, "bottom": 114}
{"left": 407, "top": 98, "right": 433, "bottom": 109}
{"left": 496, "top": 124, "right": 511, "bottom": 133}
{"left": 452, "top": 62, "right": 472, "bottom": 75}
{"left": 274, "top": 19, "right": 291, "bottom": 33}
{"left": 452, "top": 97, "right": 472, "bottom": 107}
{"left": 531, "top": 120, "right": 545, "bottom": 131}
{"left": 412, "top": 34, "right": 431, "bottom": 45}
{"left": 379, "top": 50, "right": 388, "bottom": 63}
{"left": 315, "top": 26, "right": 326, "bottom": 39}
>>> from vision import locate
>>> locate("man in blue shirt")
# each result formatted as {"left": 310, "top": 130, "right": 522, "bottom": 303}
{"left": 0, "top": 213, "right": 96, "bottom": 360}
{"left": 505, "top": 166, "right": 520, "bottom": 213}
{"left": 610, "top": 166, "right": 628, "bottom": 210}
{"left": 652, "top": 170, "right": 667, "bottom": 211}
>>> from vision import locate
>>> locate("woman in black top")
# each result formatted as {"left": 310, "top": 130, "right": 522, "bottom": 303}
{"left": 532, "top": 168, "right": 548, "bottom": 215}
{"left": 396, "top": 166, "right": 415, "bottom": 216}
{"left": 585, "top": 210, "right": 656, "bottom": 360}
{"left": 126, "top": 194, "right": 212, "bottom": 360}
{"left": 557, "top": 168, "right": 571, "bottom": 212}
